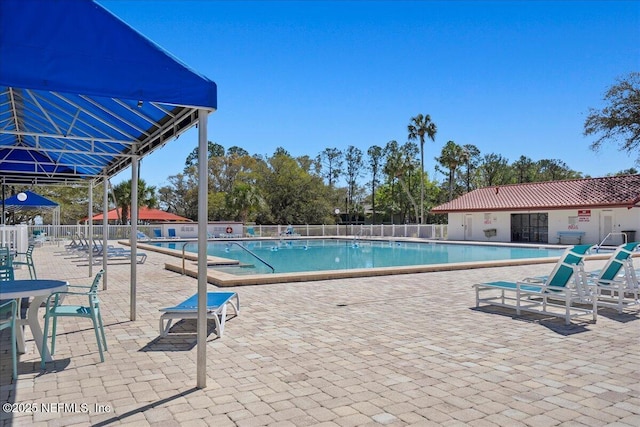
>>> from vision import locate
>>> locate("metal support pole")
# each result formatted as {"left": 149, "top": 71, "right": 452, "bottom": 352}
{"left": 197, "top": 109, "right": 209, "bottom": 389}
{"left": 130, "top": 156, "right": 138, "bottom": 321}
{"left": 88, "top": 182, "right": 93, "bottom": 277}
{"left": 103, "top": 178, "right": 109, "bottom": 290}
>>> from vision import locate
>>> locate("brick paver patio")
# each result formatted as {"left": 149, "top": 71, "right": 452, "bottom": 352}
{"left": 1, "top": 242, "right": 639, "bottom": 426}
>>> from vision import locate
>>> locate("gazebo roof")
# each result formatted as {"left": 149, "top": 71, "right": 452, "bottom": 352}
{"left": 2, "top": 190, "right": 58, "bottom": 213}
{"left": 90, "top": 207, "right": 192, "bottom": 223}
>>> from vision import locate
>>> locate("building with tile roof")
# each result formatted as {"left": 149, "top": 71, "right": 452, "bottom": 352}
{"left": 431, "top": 174, "right": 640, "bottom": 245}
{"left": 89, "top": 207, "right": 192, "bottom": 223}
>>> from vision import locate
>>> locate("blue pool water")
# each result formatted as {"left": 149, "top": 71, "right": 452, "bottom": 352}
{"left": 152, "top": 239, "right": 566, "bottom": 276}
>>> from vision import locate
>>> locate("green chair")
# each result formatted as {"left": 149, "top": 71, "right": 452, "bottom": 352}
{"left": 587, "top": 242, "right": 640, "bottom": 313}
{"left": 0, "top": 246, "right": 12, "bottom": 267}
{"left": 0, "top": 299, "right": 18, "bottom": 380}
{"left": 474, "top": 245, "right": 597, "bottom": 325}
{"left": 1, "top": 254, "right": 30, "bottom": 319}
{"left": 41, "top": 270, "right": 107, "bottom": 369}
{"left": 13, "top": 244, "right": 36, "bottom": 279}
{"left": 0, "top": 263, "right": 15, "bottom": 281}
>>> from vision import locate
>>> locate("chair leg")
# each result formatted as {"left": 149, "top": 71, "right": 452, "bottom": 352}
{"left": 11, "top": 312, "right": 17, "bottom": 380}
{"left": 41, "top": 311, "right": 51, "bottom": 369}
{"left": 50, "top": 316, "right": 58, "bottom": 356}
{"left": 90, "top": 312, "right": 104, "bottom": 363}
{"left": 96, "top": 309, "right": 107, "bottom": 351}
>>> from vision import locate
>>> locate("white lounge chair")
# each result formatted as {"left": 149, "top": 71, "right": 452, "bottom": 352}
{"left": 586, "top": 242, "right": 639, "bottom": 313}
{"left": 92, "top": 247, "right": 147, "bottom": 264}
{"left": 159, "top": 292, "right": 239, "bottom": 338}
{"left": 474, "top": 245, "right": 596, "bottom": 325}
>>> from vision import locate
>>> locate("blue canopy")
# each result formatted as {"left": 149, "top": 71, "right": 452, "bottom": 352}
{"left": 0, "top": 0, "right": 217, "bottom": 184}
{"left": 3, "top": 191, "right": 58, "bottom": 213}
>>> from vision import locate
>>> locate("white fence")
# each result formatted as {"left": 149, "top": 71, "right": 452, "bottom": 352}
{"left": 25, "top": 223, "right": 448, "bottom": 241}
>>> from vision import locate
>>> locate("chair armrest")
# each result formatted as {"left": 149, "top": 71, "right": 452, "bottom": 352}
{"left": 44, "top": 289, "right": 94, "bottom": 303}
{"left": 521, "top": 276, "right": 546, "bottom": 283}
{"left": 48, "top": 291, "right": 93, "bottom": 298}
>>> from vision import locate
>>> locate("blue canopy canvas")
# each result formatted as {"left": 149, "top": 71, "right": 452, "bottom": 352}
{"left": 2, "top": 190, "right": 61, "bottom": 229}
{"left": 3, "top": 191, "right": 58, "bottom": 210}
{"left": 0, "top": 0, "right": 217, "bottom": 185}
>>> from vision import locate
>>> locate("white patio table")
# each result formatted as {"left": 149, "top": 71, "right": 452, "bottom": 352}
{"left": 0, "top": 279, "right": 68, "bottom": 362}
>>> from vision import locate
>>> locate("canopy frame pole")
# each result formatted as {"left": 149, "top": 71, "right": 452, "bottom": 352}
{"left": 130, "top": 155, "right": 138, "bottom": 321}
{"left": 197, "top": 109, "right": 209, "bottom": 389}
{"left": 88, "top": 181, "right": 93, "bottom": 277}
{"left": 102, "top": 177, "right": 109, "bottom": 290}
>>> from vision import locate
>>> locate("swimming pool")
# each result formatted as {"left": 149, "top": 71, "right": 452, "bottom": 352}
{"left": 151, "top": 239, "right": 566, "bottom": 276}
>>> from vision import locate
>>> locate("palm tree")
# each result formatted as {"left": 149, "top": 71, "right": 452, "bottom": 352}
{"left": 384, "top": 140, "right": 420, "bottom": 223}
{"left": 367, "top": 145, "right": 383, "bottom": 224}
{"left": 408, "top": 114, "right": 437, "bottom": 224}
{"left": 226, "top": 182, "right": 264, "bottom": 223}
{"left": 461, "top": 144, "right": 480, "bottom": 192}
{"left": 111, "top": 179, "right": 157, "bottom": 224}
{"left": 436, "top": 141, "right": 467, "bottom": 201}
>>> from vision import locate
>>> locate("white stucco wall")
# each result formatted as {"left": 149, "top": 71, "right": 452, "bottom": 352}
{"left": 446, "top": 207, "right": 639, "bottom": 245}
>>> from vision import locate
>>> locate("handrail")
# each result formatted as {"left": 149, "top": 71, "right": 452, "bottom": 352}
{"left": 229, "top": 242, "right": 275, "bottom": 273}
{"left": 182, "top": 240, "right": 274, "bottom": 274}
{"left": 182, "top": 241, "right": 191, "bottom": 274}
{"left": 595, "top": 232, "right": 627, "bottom": 253}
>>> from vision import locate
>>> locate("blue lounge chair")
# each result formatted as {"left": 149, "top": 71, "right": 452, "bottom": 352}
{"left": 586, "top": 242, "right": 639, "bottom": 313}
{"left": 159, "top": 292, "right": 239, "bottom": 338}
{"left": 153, "top": 228, "right": 162, "bottom": 239}
{"left": 92, "top": 247, "right": 147, "bottom": 264}
{"left": 474, "top": 245, "right": 596, "bottom": 324}
{"left": 168, "top": 228, "right": 178, "bottom": 238}
{"left": 136, "top": 231, "right": 151, "bottom": 241}
{"left": 281, "top": 225, "right": 300, "bottom": 237}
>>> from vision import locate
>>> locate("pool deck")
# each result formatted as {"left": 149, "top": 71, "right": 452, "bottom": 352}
{"left": 1, "top": 242, "right": 639, "bottom": 426}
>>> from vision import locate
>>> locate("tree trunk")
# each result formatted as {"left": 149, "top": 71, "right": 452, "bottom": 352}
{"left": 397, "top": 176, "right": 419, "bottom": 223}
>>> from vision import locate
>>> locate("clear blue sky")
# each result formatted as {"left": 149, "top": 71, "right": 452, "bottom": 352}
{"left": 102, "top": 0, "right": 640, "bottom": 189}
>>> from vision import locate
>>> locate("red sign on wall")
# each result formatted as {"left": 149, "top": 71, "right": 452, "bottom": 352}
{"left": 578, "top": 209, "right": 591, "bottom": 222}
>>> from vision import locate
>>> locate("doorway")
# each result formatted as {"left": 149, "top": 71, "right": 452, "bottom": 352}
{"left": 464, "top": 214, "right": 473, "bottom": 240}
{"left": 600, "top": 210, "right": 614, "bottom": 244}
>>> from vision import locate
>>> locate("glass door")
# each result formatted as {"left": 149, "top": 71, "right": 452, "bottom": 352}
{"left": 511, "top": 213, "right": 548, "bottom": 243}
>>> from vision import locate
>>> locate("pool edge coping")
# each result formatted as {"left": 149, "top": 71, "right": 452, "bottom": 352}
{"left": 120, "top": 237, "right": 614, "bottom": 287}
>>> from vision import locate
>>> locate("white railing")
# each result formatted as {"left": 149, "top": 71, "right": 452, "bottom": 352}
{"left": 0, "top": 225, "right": 20, "bottom": 251}
{"left": 25, "top": 223, "right": 448, "bottom": 241}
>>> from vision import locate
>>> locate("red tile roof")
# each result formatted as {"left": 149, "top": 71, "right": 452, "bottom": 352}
{"left": 90, "top": 207, "right": 192, "bottom": 222}
{"left": 431, "top": 175, "right": 640, "bottom": 213}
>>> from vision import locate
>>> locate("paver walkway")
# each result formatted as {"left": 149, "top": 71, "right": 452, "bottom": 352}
{"left": 1, "top": 242, "right": 639, "bottom": 426}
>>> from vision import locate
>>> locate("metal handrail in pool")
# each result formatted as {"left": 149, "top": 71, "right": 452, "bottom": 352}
{"left": 182, "top": 241, "right": 190, "bottom": 274}
{"left": 228, "top": 242, "right": 275, "bottom": 273}
{"left": 181, "top": 241, "right": 275, "bottom": 274}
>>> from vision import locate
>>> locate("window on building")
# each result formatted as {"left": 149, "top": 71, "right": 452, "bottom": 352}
{"left": 511, "top": 213, "right": 548, "bottom": 243}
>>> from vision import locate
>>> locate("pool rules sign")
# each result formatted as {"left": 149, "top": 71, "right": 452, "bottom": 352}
{"left": 578, "top": 209, "right": 591, "bottom": 222}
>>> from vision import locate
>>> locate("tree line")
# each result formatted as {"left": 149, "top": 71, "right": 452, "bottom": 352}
{"left": 152, "top": 140, "right": 593, "bottom": 226}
